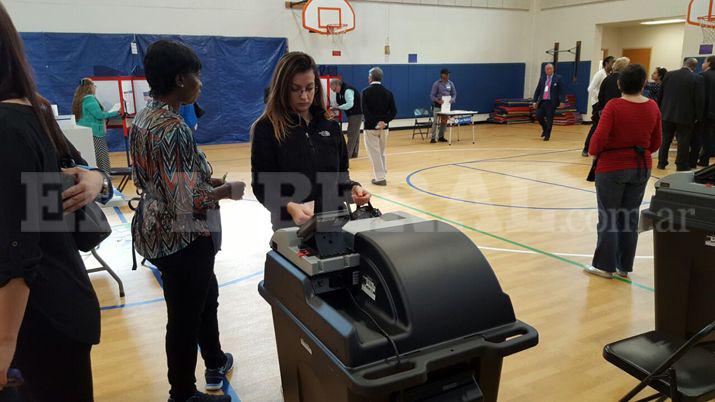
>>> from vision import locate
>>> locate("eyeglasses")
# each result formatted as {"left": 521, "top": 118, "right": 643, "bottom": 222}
{"left": 291, "top": 86, "right": 315, "bottom": 95}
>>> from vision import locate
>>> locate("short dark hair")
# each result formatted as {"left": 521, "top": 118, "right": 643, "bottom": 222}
{"left": 708, "top": 56, "right": 715, "bottom": 66}
{"left": 440, "top": 68, "right": 450, "bottom": 75}
{"left": 143, "top": 40, "right": 201, "bottom": 98}
{"left": 603, "top": 56, "right": 614, "bottom": 68}
{"left": 655, "top": 67, "right": 668, "bottom": 80}
{"left": 618, "top": 64, "right": 647, "bottom": 95}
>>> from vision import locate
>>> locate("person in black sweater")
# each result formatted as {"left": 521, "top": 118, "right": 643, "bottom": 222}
{"left": 361, "top": 67, "right": 397, "bottom": 186}
{"left": 0, "top": 4, "right": 113, "bottom": 401}
{"left": 251, "top": 52, "right": 371, "bottom": 230}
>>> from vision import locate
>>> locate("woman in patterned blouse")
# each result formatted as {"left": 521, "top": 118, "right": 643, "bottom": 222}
{"left": 129, "top": 40, "right": 243, "bottom": 402}
{"left": 644, "top": 67, "right": 667, "bottom": 101}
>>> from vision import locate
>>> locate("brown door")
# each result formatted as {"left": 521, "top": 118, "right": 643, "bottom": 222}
{"left": 622, "top": 48, "right": 652, "bottom": 73}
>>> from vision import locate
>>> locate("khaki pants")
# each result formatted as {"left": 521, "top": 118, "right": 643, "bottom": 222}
{"left": 364, "top": 129, "right": 388, "bottom": 181}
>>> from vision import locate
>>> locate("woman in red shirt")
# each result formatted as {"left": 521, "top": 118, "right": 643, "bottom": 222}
{"left": 586, "top": 64, "right": 662, "bottom": 279}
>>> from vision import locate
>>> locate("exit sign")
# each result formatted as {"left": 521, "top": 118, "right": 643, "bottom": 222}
{"left": 332, "top": 50, "right": 341, "bottom": 57}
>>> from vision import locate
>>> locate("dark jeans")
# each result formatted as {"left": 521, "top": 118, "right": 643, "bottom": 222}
{"left": 692, "top": 118, "right": 715, "bottom": 166}
{"left": 659, "top": 121, "right": 694, "bottom": 171}
{"left": 5, "top": 306, "right": 94, "bottom": 402}
{"left": 536, "top": 100, "right": 556, "bottom": 138}
{"left": 149, "top": 236, "right": 226, "bottom": 402}
{"left": 583, "top": 104, "right": 600, "bottom": 153}
{"left": 593, "top": 169, "right": 650, "bottom": 273}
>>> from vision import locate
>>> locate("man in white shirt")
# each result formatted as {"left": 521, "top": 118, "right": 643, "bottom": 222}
{"left": 582, "top": 56, "right": 614, "bottom": 156}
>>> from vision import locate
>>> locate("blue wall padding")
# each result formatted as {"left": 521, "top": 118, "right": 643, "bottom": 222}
{"left": 20, "top": 32, "right": 287, "bottom": 151}
{"left": 538, "top": 61, "right": 592, "bottom": 113}
{"left": 320, "top": 63, "right": 526, "bottom": 120}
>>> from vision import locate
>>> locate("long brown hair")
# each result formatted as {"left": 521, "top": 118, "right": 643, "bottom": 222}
{"left": 254, "top": 51, "right": 330, "bottom": 142}
{"left": 0, "top": 2, "right": 68, "bottom": 155}
{"left": 71, "top": 78, "right": 95, "bottom": 120}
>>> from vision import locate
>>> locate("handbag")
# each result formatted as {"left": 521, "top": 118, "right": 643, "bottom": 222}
{"left": 350, "top": 201, "right": 382, "bottom": 220}
{"left": 61, "top": 173, "right": 112, "bottom": 252}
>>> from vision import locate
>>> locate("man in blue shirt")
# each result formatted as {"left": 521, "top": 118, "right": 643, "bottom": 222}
{"left": 429, "top": 68, "right": 457, "bottom": 143}
{"left": 330, "top": 79, "right": 363, "bottom": 158}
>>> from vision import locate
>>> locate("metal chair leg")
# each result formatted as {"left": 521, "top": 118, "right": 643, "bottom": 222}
{"left": 88, "top": 248, "right": 126, "bottom": 297}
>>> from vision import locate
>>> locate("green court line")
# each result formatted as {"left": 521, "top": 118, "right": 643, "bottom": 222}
{"left": 371, "top": 193, "right": 655, "bottom": 292}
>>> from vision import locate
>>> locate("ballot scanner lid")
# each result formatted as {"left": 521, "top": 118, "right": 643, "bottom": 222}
{"left": 261, "top": 218, "right": 521, "bottom": 368}
{"left": 648, "top": 170, "right": 715, "bottom": 230}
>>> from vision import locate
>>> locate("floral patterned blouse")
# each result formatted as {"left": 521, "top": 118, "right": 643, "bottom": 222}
{"left": 129, "top": 100, "right": 217, "bottom": 259}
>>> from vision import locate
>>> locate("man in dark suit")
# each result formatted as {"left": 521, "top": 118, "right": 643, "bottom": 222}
{"left": 657, "top": 58, "right": 705, "bottom": 171}
{"left": 692, "top": 56, "right": 715, "bottom": 167}
{"left": 362, "top": 67, "right": 397, "bottom": 186}
{"left": 532, "top": 63, "right": 566, "bottom": 141}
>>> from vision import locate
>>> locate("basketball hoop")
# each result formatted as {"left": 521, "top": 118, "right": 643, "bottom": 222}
{"left": 325, "top": 23, "right": 348, "bottom": 36}
{"left": 699, "top": 15, "right": 715, "bottom": 44}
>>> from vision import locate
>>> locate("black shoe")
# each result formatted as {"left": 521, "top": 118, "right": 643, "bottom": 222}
{"left": 430, "top": 139, "right": 436, "bottom": 144}
{"left": 438, "top": 138, "right": 448, "bottom": 143}
{"left": 169, "top": 391, "right": 231, "bottom": 402}
{"left": 543, "top": 137, "right": 550, "bottom": 141}
{"left": 540, "top": 132, "right": 546, "bottom": 138}
{"left": 581, "top": 151, "right": 589, "bottom": 157}
{"left": 371, "top": 179, "right": 387, "bottom": 186}
{"left": 205, "top": 353, "right": 234, "bottom": 391}
{"left": 657, "top": 163, "right": 667, "bottom": 170}
{"left": 697, "top": 159, "right": 709, "bottom": 167}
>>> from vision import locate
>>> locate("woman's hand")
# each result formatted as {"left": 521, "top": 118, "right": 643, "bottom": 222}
{"left": 287, "top": 201, "right": 315, "bottom": 226}
{"left": 213, "top": 181, "right": 245, "bottom": 201}
{"left": 209, "top": 177, "right": 225, "bottom": 188}
{"left": 352, "top": 185, "right": 371, "bottom": 206}
{"left": 61, "top": 168, "right": 104, "bottom": 213}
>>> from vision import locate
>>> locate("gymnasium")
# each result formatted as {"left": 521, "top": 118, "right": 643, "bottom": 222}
{"left": 1, "top": 0, "right": 714, "bottom": 401}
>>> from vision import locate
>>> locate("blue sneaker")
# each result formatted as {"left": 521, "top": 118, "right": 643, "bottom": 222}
{"left": 168, "top": 391, "right": 230, "bottom": 402}
{"left": 205, "top": 353, "right": 234, "bottom": 391}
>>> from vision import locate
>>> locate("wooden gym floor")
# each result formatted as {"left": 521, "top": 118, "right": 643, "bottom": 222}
{"left": 91, "top": 122, "right": 671, "bottom": 401}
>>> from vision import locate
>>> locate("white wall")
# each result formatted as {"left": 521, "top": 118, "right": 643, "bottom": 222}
{"left": 4, "top": 0, "right": 532, "bottom": 65}
{"left": 530, "top": 0, "right": 687, "bottom": 91}
{"left": 601, "top": 23, "right": 685, "bottom": 72}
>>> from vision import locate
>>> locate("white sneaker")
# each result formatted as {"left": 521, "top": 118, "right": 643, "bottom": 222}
{"left": 584, "top": 265, "right": 613, "bottom": 279}
{"left": 615, "top": 270, "right": 629, "bottom": 278}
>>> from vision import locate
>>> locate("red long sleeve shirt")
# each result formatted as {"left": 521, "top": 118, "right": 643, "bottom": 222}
{"left": 589, "top": 98, "right": 662, "bottom": 174}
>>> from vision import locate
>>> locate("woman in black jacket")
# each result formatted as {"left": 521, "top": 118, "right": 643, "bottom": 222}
{"left": 251, "top": 52, "right": 371, "bottom": 230}
{"left": 597, "top": 57, "right": 631, "bottom": 113}
{"left": 0, "top": 3, "right": 112, "bottom": 401}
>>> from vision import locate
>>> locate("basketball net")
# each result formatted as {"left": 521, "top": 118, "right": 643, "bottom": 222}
{"left": 326, "top": 23, "right": 348, "bottom": 46}
{"left": 698, "top": 15, "right": 715, "bottom": 44}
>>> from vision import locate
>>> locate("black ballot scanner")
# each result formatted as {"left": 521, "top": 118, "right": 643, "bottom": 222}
{"left": 258, "top": 211, "right": 539, "bottom": 402}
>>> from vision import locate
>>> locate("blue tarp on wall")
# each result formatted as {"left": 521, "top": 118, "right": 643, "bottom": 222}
{"left": 319, "top": 63, "right": 526, "bottom": 120}
{"left": 20, "top": 32, "right": 287, "bottom": 151}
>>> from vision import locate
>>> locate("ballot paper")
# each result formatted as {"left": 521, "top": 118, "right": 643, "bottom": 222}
{"left": 441, "top": 96, "right": 452, "bottom": 113}
{"left": 108, "top": 103, "right": 121, "bottom": 113}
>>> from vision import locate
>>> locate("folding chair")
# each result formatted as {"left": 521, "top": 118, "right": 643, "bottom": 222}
{"left": 603, "top": 320, "right": 715, "bottom": 402}
{"left": 412, "top": 108, "right": 433, "bottom": 140}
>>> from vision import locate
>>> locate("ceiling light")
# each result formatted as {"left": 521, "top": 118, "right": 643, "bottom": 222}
{"left": 640, "top": 19, "right": 686, "bottom": 25}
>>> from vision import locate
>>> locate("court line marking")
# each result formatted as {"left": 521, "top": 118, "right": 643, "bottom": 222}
{"left": 454, "top": 164, "right": 597, "bottom": 194}
{"left": 371, "top": 193, "right": 655, "bottom": 292}
{"left": 479, "top": 246, "right": 653, "bottom": 259}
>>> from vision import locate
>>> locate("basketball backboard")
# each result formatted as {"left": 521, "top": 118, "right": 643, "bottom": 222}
{"left": 302, "top": 0, "right": 355, "bottom": 35}
{"left": 688, "top": 0, "right": 715, "bottom": 27}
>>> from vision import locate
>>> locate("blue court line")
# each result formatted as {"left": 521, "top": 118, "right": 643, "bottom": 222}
{"left": 99, "top": 270, "right": 264, "bottom": 312}
{"left": 114, "top": 206, "right": 127, "bottom": 224}
{"left": 222, "top": 378, "right": 241, "bottom": 401}
{"left": 149, "top": 266, "right": 164, "bottom": 288}
{"left": 453, "top": 163, "right": 597, "bottom": 194}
